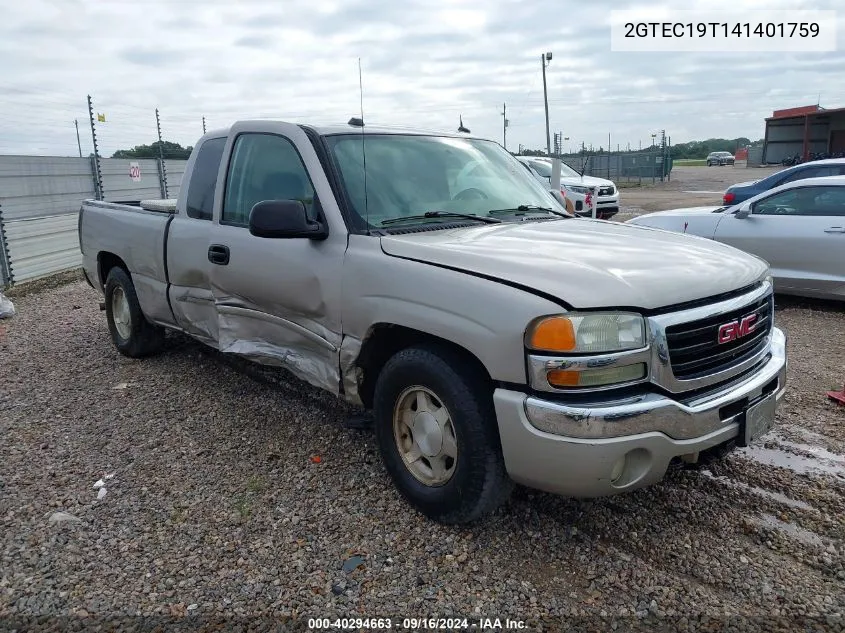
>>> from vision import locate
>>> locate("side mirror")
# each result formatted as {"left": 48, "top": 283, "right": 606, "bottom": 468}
{"left": 734, "top": 203, "right": 752, "bottom": 219}
{"left": 249, "top": 199, "right": 327, "bottom": 240}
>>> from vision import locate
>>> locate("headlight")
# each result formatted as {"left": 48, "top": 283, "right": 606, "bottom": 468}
{"left": 526, "top": 313, "right": 646, "bottom": 354}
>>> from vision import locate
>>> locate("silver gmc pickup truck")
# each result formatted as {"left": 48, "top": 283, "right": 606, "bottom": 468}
{"left": 79, "top": 119, "right": 788, "bottom": 524}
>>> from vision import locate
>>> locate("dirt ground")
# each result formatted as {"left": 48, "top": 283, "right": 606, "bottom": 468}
{"left": 616, "top": 165, "right": 785, "bottom": 220}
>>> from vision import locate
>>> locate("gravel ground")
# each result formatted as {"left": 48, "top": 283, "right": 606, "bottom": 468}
{"left": 1, "top": 278, "right": 844, "bottom": 632}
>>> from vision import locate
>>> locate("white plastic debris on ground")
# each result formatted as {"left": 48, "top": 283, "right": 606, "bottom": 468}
{"left": 93, "top": 472, "right": 115, "bottom": 500}
{"left": 0, "top": 291, "right": 14, "bottom": 319}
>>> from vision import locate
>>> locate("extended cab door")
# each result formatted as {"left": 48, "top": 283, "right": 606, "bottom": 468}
{"left": 207, "top": 122, "right": 347, "bottom": 393}
{"left": 167, "top": 136, "right": 227, "bottom": 344}
{"left": 714, "top": 184, "right": 845, "bottom": 296}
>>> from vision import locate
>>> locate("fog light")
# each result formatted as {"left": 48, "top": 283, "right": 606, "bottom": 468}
{"left": 547, "top": 363, "right": 646, "bottom": 388}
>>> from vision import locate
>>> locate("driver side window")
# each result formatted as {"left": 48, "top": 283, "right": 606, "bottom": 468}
{"left": 222, "top": 133, "right": 316, "bottom": 227}
{"left": 753, "top": 185, "right": 845, "bottom": 216}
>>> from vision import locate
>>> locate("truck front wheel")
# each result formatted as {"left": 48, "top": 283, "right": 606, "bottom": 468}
{"left": 104, "top": 267, "right": 165, "bottom": 358}
{"left": 373, "top": 345, "right": 513, "bottom": 524}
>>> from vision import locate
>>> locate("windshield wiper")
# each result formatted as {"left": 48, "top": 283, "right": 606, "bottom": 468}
{"left": 381, "top": 211, "right": 501, "bottom": 226}
{"left": 488, "top": 204, "right": 570, "bottom": 218}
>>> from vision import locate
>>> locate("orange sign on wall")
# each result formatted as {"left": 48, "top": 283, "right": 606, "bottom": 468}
{"left": 735, "top": 148, "right": 749, "bottom": 161}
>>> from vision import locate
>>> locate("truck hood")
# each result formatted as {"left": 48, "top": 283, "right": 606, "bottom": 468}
{"left": 380, "top": 219, "right": 767, "bottom": 310}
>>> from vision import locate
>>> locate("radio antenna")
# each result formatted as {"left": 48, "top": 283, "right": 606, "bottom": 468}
{"left": 358, "top": 57, "right": 370, "bottom": 233}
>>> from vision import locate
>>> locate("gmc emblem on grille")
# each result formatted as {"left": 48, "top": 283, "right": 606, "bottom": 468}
{"left": 717, "top": 314, "right": 758, "bottom": 344}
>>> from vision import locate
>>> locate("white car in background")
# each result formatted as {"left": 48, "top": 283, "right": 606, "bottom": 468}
{"left": 517, "top": 156, "right": 620, "bottom": 219}
{"left": 626, "top": 176, "right": 845, "bottom": 301}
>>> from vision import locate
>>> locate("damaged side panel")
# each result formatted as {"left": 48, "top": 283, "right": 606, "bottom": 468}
{"left": 216, "top": 303, "right": 342, "bottom": 394}
{"left": 340, "top": 334, "right": 365, "bottom": 407}
{"left": 168, "top": 286, "right": 219, "bottom": 346}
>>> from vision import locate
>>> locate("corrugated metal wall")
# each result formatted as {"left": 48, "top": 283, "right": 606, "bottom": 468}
{"left": 167, "top": 161, "right": 187, "bottom": 198}
{"left": 3, "top": 214, "right": 81, "bottom": 283}
{"left": 0, "top": 156, "right": 95, "bottom": 222}
{"left": 102, "top": 158, "right": 164, "bottom": 201}
{"left": 0, "top": 155, "right": 187, "bottom": 287}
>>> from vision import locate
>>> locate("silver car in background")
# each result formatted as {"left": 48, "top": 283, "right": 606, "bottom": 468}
{"left": 706, "top": 151, "right": 735, "bottom": 166}
{"left": 627, "top": 176, "right": 845, "bottom": 301}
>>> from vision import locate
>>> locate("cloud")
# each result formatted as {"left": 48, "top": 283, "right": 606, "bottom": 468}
{"left": 1, "top": 0, "right": 845, "bottom": 156}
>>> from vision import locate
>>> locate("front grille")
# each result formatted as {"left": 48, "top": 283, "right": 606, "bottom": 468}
{"left": 598, "top": 186, "right": 615, "bottom": 196}
{"left": 665, "top": 294, "right": 773, "bottom": 380}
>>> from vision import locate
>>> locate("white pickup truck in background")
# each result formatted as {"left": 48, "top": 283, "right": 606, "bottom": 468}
{"left": 78, "top": 119, "right": 787, "bottom": 524}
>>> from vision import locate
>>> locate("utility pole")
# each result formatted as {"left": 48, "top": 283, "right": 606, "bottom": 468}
{"left": 202, "top": 116, "right": 207, "bottom": 135}
{"left": 74, "top": 119, "right": 82, "bottom": 157}
{"left": 501, "top": 103, "right": 508, "bottom": 150}
{"left": 608, "top": 132, "right": 611, "bottom": 154}
{"left": 541, "top": 52, "right": 552, "bottom": 155}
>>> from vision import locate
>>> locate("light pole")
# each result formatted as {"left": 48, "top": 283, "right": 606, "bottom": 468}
{"left": 501, "top": 102, "right": 508, "bottom": 150}
{"left": 541, "top": 52, "right": 552, "bottom": 155}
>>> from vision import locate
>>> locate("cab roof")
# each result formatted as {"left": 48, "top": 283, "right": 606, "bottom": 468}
{"left": 200, "top": 121, "right": 486, "bottom": 141}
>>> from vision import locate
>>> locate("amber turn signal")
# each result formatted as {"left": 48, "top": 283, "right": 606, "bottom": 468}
{"left": 527, "top": 316, "right": 576, "bottom": 352}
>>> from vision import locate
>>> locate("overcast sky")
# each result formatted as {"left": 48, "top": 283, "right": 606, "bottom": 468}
{"left": 2, "top": 0, "right": 844, "bottom": 156}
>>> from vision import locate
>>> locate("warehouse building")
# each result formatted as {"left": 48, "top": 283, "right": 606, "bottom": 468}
{"left": 762, "top": 104, "right": 845, "bottom": 164}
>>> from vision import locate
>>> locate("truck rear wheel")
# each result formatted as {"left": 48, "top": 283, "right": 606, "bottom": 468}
{"left": 373, "top": 345, "right": 513, "bottom": 524}
{"left": 104, "top": 267, "right": 165, "bottom": 358}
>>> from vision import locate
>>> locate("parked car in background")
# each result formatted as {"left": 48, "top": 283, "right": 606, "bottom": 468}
{"left": 722, "top": 158, "right": 845, "bottom": 206}
{"left": 706, "top": 152, "right": 735, "bottom": 166}
{"left": 627, "top": 176, "right": 845, "bottom": 301}
{"left": 78, "top": 119, "right": 786, "bottom": 524}
{"left": 517, "top": 156, "right": 619, "bottom": 219}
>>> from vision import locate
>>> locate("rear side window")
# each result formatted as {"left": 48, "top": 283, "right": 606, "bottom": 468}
{"left": 186, "top": 137, "right": 226, "bottom": 220}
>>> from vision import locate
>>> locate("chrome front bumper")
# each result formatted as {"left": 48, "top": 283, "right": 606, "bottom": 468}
{"left": 493, "top": 327, "right": 787, "bottom": 498}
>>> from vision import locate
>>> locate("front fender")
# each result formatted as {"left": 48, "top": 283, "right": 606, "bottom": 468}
{"left": 340, "top": 235, "right": 564, "bottom": 389}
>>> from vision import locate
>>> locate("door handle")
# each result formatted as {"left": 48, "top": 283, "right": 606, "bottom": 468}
{"left": 824, "top": 227, "right": 845, "bottom": 233}
{"left": 208, "top": 244, "right": 230, "bottom": 265}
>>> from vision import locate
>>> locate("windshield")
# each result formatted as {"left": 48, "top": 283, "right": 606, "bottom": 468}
{"left": 527, "top": 159, "right": 580, "bottom": 179}
{"left": 325, "top": 134, "right": 566, "bottom": 229}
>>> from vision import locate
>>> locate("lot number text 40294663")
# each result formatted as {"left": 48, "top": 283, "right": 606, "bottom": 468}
{"left": 307, "top": 617, "right": 527, "bottom": 630}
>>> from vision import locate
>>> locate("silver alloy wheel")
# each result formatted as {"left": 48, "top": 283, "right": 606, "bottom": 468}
{"left": 111, "top": 286, "right": 132, "bottom": 340}
{"left": 393, "top": 386, "right": 458, "bottom": 486}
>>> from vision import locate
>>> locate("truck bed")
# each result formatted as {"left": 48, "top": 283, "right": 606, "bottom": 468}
{"left": 79, "top": 198, "right": 176, "bottom": 328}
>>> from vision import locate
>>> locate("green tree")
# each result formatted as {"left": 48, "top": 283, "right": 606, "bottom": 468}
{"left": 111, "top": 140, "right": 193, "bottom": 159}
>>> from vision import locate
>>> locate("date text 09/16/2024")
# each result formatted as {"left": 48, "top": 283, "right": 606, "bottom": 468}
{"left": 307, "top": 617, "right": 527, "bottom": 630}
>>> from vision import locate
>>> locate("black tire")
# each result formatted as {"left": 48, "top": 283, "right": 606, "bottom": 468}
{"left": 373, "top": 344, "right": 513, "bottom": 524}
{"left": 104, "top": 266, "right": 165, "bottom": 358}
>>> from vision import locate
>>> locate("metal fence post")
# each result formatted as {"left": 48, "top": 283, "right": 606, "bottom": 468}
{"left": 155, "top": 108, "right": 169, "bottom": 198}
{"left": 87, "top": 95, "right": 104, "bottom": 200}
{"left": 0, "top": 202, "right": 12, "bottom": 287}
